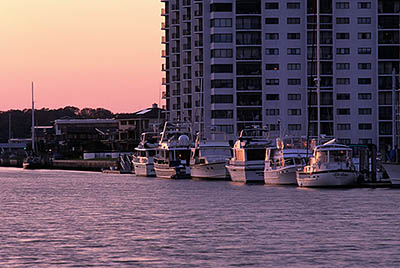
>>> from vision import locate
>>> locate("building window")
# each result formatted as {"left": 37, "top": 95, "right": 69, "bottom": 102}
{"left": 211, "top": 95, "right": 233, "bottom": 103}
{"left": 359, "top": 138, "right": 372, "bottom": 144}
{"left": 237, "top": 47, "right": 261, "bottom": 60}
{"left": 265, "top": 48, "right": 279, "bottom": 55}
{"left": 358, "top": 2, "right": 371, "bottom": 9}
{"left": 266, "top": 109, "right": 280, "bottom": 116}
{"left": 337, "top": 93, "right": 350, "bottom": 100}
{"left": 265, "top": 33, "right": 279, "bottom": 40}
{"left": 359, "top": 123, "right": 372, "bottom": 130}
{"left": 211, "top": 18, "right": 232, "bottom": 28}
{"left": 358, "top": 32, "right": 371, "bottom": 39}
{"left": 236, "top": 17, "right": 261, "bottom": 29}
{"left": 358, "top": 17, "right": 371, "bottom": 24}
{"left": 358, "top": 108, "right": 372, "bottom": 115}
{"left": 288, "top": 93, "right": 301, "bottom": 100}
{"left": 338, "top": 138, "right": 351, "bottom": 144}
{"left": 211, "top": 49, "right": 233, "bottom": 58}
{"left": 211, "top": 110, "right": 233, "bottom": 119}
{"left": 288, "top": 78, "right": 301, "bottom": 85}
{"left": 287, "top": 33, "right": 300, "bottom": 39}
{"left": 358, "top": 78, "right": 371, "bottom": 85}
{"left": 337, "top": 48, "right": 350, "bottom": 55}
{"left": 211, "top": 64, "right": 233, "bottom": 73}
{"left": 265, "top": 18, "right": 279, "bottom": 24}
{"left": 265, "top": 79, "right": 279, "bottom": 85}
{"left": 358, "top": 63, "right": 371, "bottom": 70}
{"left": 287, "top": 2, "right": 300, "bottom": 9}
{"left": 211, "top": 79, "right": 233, "bottom": 88}
{"left": 266, "top": 64, "right": 279, "bottom": 70}
{"left": 211, "top": 34, "right": 233, "bottom": 43}
{"left": 268, "top": 124, "right": 280, "bottom": 131}
{"left": 287, "top": 17, "right": 300, "bottom": 24}
{"left": 287, "top": 48, "right": 301, "bottom": 55}
{"left": 287, "top": 63, "right": 301, "bottom": 70}
{"left": 336, "top": 2, "right": 350, "bottom": 9}
{"left": 288, "top": 109, "right": 301, "bottom": 115}
{"left": 210, "top": 3, "right": 232, "bottom": 12}
{"left": 337, "top": 33, "right": 350, "bottom": 39}
{"left": 336, "top": 63, "right": 350, "bottom": 70}
{"left": 336, "top": 17, "right": 350, "bottom": 24}
{"left": 337, "top": 124, "right": 351, "bottom": 130}
{"left": 358, "top": 48, "right": 371, "bottom": 54}
{"left": 337, "top": 108, "right": 350, "bottom": 115}
{"left": 266, "top": 94, "right": 280, "bottom": 100}
{"left": 358, "top": 93, "right": 372, "bottom": 100}
{"left": 212, "top": 125, "right": 234, "bottom": 134}
{"left": 288, "top": 124, "right": 301, "bottom": 131}
{"left": 337, "top": 78, "right": 350, "bottom": 85}
{"left": 265, "top": 2, "right": 279, "bottom": 9}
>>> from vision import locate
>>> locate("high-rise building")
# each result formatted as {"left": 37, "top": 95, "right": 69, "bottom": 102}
{"left": 161, "top": 0, "right": 400, "bottom": 151}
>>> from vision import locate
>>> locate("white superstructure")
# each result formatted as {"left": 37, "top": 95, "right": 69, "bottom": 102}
{"left": 133, "top": 132, "right": 159, "bottom": 177}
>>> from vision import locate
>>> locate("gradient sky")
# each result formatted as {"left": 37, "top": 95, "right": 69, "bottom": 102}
{"left": 0, "top": 0, "right": 163, "bottom": 113}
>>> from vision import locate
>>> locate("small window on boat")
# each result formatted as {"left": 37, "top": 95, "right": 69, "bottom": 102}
{"left": 247, "top": 149, "right": 266, "bottom": 161}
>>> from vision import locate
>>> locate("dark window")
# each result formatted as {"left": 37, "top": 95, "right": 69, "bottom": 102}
{"left": 337, "top": 108, "right": 350, "bottom": 115}
{"left": 337, "top": 33, "right": 350, "bottom": 39}
{"left": 358, "top": 93, "right": 372, "bottom": 100}
{"left": 337, "top": 48, "right": 350, "bottom": 55}
{"left": 287, "top": 63, "right": 301, "bottom": 70}
{"left": 265, "top": 48, "right": 279, "bottom": 55}
{"left": 211, "top": 110, "right": 233, "bottom": 119}
{"left": 211, "top": 34, "right": 233, "bottom": 43}
{"left": 265, "top": 18, "right": 279, "bottom": 24}
{"left": 337, "top": 124, "right": 351, "bottom": 130}
{"left": 211, "top": 64, "right": 233, "bottom": 73}
{"left": 358, "top": 63, "right": 371, "bottom": 70}
{"left": 358, "top": 17, "right": 371, "bottom": 24}
{"left": 336, "top": 2, "right": 350, "bottom": 9}
{"left": 288, "top": 124, "right": 301, "bottom": 131}
{"left": 287, "top": 48, "right": 301, "bottom": 55}
{"left": 288, "top": 109, "right": 301, "bottom": 115}
{"left": 266, "top": 94, "right": 280, "bottom": 100}
{"left": 337, "top": 78, "right": 350, "bottom": 85}
{"left": 358, "top": 2, "right": 371, "bottom": 9}
{"left": 358, "top": 78, "right": 371, "bottom": 85}
{"left": 287, "top": 33, "right": 300, "bottom": 39}
{"left": 358, "top": 108, "right": 372, "bottom": 115}
{"left": 265, "top": 79, "right": 279, "bottom": 85}
{"left": 265, "top": 33, "right": 279, "bottom": 40}
{"left": 287, "top": 17, "right": 300, "bottom": 24}
{"left": 358, "top": 48, "right": 371, "bottom": 54}
{"left": 337, "top": 93, "right": 350, "bottom": 100}
{"left": 265, "top": 2, "right": 279, "bottom": 9}
{"left": 358, "top": 32, "right": 371, "bottom": 39}
{"left": 288, "top": 78, "right": 301, "bottom": 85}
{"left": 288, "top": 93, "right": 301, "bottom": 100}
{"left": 211, "top": 18, "right": 232, "bottom": 28}
{"left": 237, "top": 47, "right": 261, "bottom": 60}
{"left": 211, "top": 49, "right": 233, "bottom": 58}
{"left": 336, "top": 17, "right": 350, "bottom": 24}
{"left": 266, "top": 109, "right": 280, "bottom": 115}
{"left": 211, "top": 95, "right": 233, "bottom": 103}
{"left": 336, "top": 63, "right": 350, "bottom": 70}
{"left": 236, "top": 17, "right": 261, "bottom": 29}
{"left": 210, "top": 3, "right": 232, "bottom": 12}
{"left": 287, "top": 2, "right": 300, "bottom": 9}
{"left": 211, "top": 79, "right": 233, "bottom": 88}
{"left": 359, "top": 123, "right": 372, "bottom": 130}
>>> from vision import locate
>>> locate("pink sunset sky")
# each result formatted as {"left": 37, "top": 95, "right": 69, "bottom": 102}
{"left": 0, "top": 0, "right": 164, "bottom": 113}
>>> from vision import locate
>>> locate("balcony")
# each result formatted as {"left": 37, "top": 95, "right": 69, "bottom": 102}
{"left": 183, "top": 58, "right": 191, "bottom": 64}
{"left": 194, "top": 40, "right": 203, "bottom": 47}
{"left": 161, "top": 50, "right": 168, "bottom": 57}
{"left": 161, "top": 8, "right": 167, "bottom": 16}
{"left": 183, "top": 43, "right": 191, "bottom": 50}
{"left": 161, "top": 64, "right": 167, "bottom": 71}
{"left": 171, "top": 47, "right": 180, "bottom": 53}
{"left": 194, "top": 10, "right": 202, "bottom": 16}
{"left": 183, "top": 29, "right": 191, "bottom": 36}
{"left": 171, "top": 33, "right": 180, "bottom": 39}
{"left": 171, "top": 61, "right": 180, "bottom": 67}
{"left": 162, "top": 77, "right": 168, "bottom": 85}
{"left": 172, "top": 75, "right": 180, "bottom": 82}
{"left": 194, "top": 55, "right": 203, "bottom": 62}
{"left": 161, "top": 36, "right": 168, "bottom": 44}
{"left": 162, "top": 91, "right": 167, "bottom": 99}
{"left": 184, "top": 102, "right": 192, "bottom": 109}
{"left": 183, "top": 14, "right": 191, "bottom": 21}
{"left": 184, "top": 87, "right": 192, "bottom": 94}
{"left": 183, "top": 73, "right": 192, "bottom": 79}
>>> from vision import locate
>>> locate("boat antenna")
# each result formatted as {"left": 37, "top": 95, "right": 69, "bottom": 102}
{"left": 31, "top": 81, "right": 36, "bottom": 155}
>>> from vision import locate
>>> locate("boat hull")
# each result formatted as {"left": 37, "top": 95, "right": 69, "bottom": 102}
{"left": 264, "top": 166, "right": 298, "bottom": 185}
{"left": 190, "top": 162, "right": 229, "bottom": 180}
{"left": 154, "top": 164, "right": 191, "bottom": 179}
{"left": 296, "top": 170, "right": 358, "bottom": 187}
{"left": 134, "top": 163, "right": 155, "bottom": 177}
{"left": 226, "top": 164, "right": 264, "bottom": 183}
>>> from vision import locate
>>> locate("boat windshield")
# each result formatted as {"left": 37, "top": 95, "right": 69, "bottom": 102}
{"left": 316, "top": 150, "right": 350, "bottom": 163}
{"left": 247, "top": 149, "right": 266, "bottom": 161}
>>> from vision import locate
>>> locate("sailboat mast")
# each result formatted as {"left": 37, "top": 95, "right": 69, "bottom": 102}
{"left": 31, "top": 81, "right": 35, "bottom": 153}
{"left": 316, "top": 0, "right": 320, "bottom": 143}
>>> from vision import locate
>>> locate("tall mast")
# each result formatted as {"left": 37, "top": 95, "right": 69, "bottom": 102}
{"left": 316, "top": 0, "right": 320, "bottom": 143}
{"left": 31, "top": 81, "right": 35, "bottom": 153}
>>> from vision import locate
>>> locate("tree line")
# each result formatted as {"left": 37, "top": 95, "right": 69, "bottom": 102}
{"left": 0, "top": 106, "right": 114, "bottom": 142}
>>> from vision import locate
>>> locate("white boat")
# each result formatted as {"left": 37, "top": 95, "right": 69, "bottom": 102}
{"left": 382, "top": 163, "right": 400, "bottom": 187}
{"left": 226, "top": 127, "right": 271, "bottom": 183}
{"left": 154, "top": 121, "right": 192, "bottom": 179}
{"left": 264, "top": 137, "right": 308, "bottom": 185}
{"left": 296, "top": 139, "right": 358, "bottom": 187}
{"left": 133, "top": 132, "right": 159, "bottom": 177}
{"left": 190, "top": 133, "right": 231, "bottom": 180}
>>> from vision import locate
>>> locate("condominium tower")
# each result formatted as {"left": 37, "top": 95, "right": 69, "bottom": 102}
{"left": 161, "top": 0, "right": 399, "bottom": 150}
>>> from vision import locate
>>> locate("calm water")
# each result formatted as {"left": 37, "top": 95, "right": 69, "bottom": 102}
{"left": 1, "top": 167, "right": 400, "bottom": 267}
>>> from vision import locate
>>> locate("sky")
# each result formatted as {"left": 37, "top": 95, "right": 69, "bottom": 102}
{"left": 0, "top": 0, "right": 164, "bottom": 113}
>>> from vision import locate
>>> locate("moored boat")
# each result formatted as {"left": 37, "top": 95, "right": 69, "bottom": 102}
{"left": 226, "top": 127, "right": 271, "bottom": 183}
{"left": 296, "top": 139, "right": 358, "bottom": 187}
{"left": 190, "top": 133, "right": 231, "bottom": 180}
{"left": 154, "top": 121, "right": 192, "bottom": 179}
{"left": 133, "top": 132, "right": 159, "bottom": 177}
{"left": 264, "top": 137, "right": 308, "bottom": 185}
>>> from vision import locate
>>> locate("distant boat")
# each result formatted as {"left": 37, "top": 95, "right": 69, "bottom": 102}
{"left": 133, "top": 132, "right": 159, "bottom": 177}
